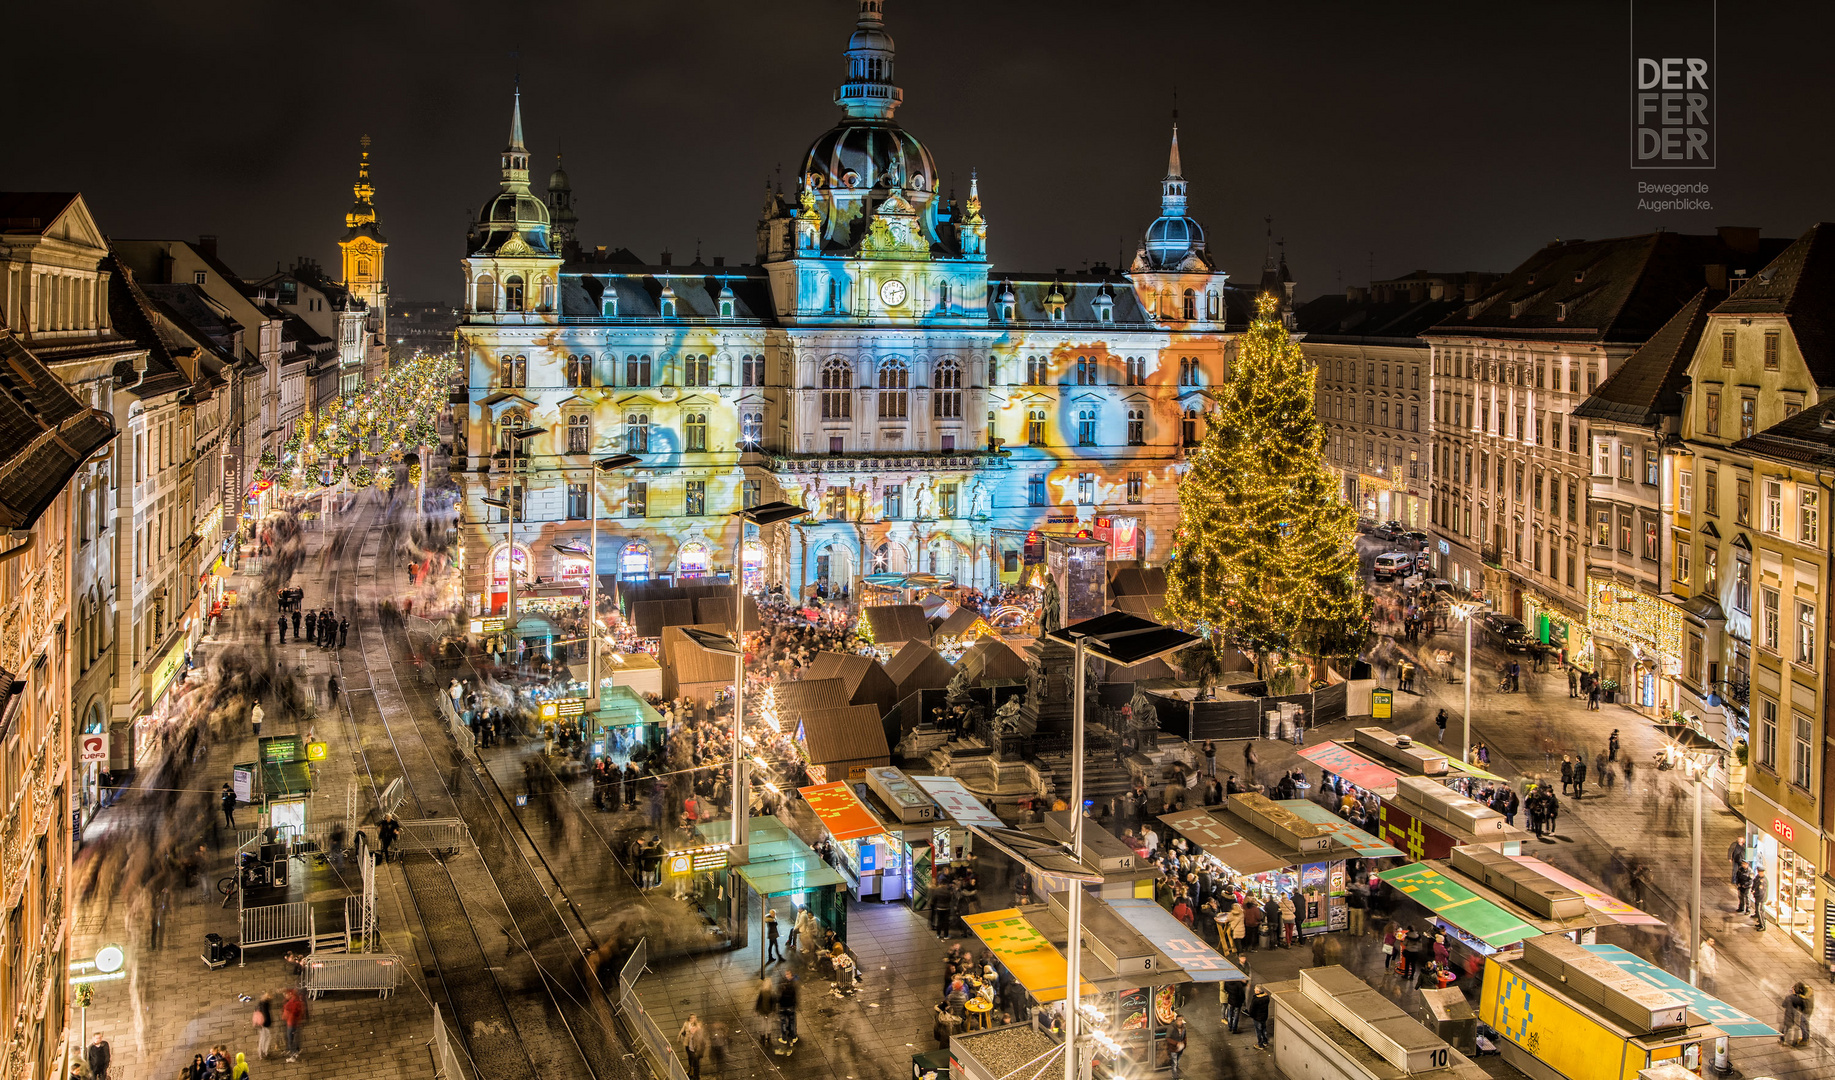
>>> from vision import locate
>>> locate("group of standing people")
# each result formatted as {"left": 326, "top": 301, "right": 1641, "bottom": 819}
{"left": 276, "top": 599, "right": 346, "bottom": 649}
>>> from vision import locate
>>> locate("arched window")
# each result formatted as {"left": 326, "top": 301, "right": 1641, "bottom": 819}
{"left": 740, "top": 410, "right": 763, "bottom": 448}
{"left": 1181, "top": 407, "right": 1200, "bottom": 446}
{"left": 742, "top": 354, "right": 766, "bottom": 387}
{"left": 1127, "top": 409, "right": 1145, "bottom": 445}
{"left": 504, "top": 275, "right": 526, "bottom": 311}
{"left": 625, "top": 354, "right": 651, "bottom": 387}
{"left": 1179, "top": 357, "right": 1200, "bottom": 386}
{"left": 475, "top": 274, "right": 495, "bottom": 312}
{"left": 684, "top": 353, "right": 710, "bottom": 387}
{"left": 356, "top": 256, "right": 370, "bottom": 278}
{"left": 685, "top": 412, "right": 708, "bottom": 452}
{"left": 625, "top": 413, "right": 650, "bottom": 453}
{"left": 1076, "top": 355, "right": 1097, "bottom": 386}
{"left": 499, "top": 354, "right": 515, "bottom": 387}
{"left": 720, "top": 299, "right": 734, "bottom": 318}
{"left": 821, "top": 359, "right": 852, "bottom": 419}
{"left": 1027, "top": 408, "right": 1045, "bottom": 445}
{"left": 933, "top": 357, "right": 962, "bottom": 418}
{"left": 1026, "top": 355, "right": 1046, "bottom": 386}
{"left": 988, "top": 355, "right": 1001, "bottom": 385}
{"left": 565, "top": 354, "right": 585, "bottom": 387}
{"left": 1077, "top": 408, "right": 1097, "bottom": 446}
{"left": 1182, "top": 288, "right": 1197, "bottom": 321}
{"left": 567, "top": 414, "right": 590, "bottom": 453}
{"left": 1125, "top": 356, "right": 1145, "bottom": 386}
{"left": 500, "top": 407, "right": 529, "bottom": 451}
{"left": 877, "top": 358, "right": 909, "bottom": 419}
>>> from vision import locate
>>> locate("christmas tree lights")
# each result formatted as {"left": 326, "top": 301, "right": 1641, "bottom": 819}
{"left": 1160, "top": 294, "right": 1372, "bottom": 667}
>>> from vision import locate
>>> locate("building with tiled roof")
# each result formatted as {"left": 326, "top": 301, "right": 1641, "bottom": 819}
{"left": 1421, "top": 227, "right": 1788, "bottom": 676}
{"left": 454, "top": 0, "right": 1279, "bottom": 610}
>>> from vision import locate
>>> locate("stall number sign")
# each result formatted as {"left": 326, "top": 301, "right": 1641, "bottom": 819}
{"left": 1372, "top": 689, "right": 1393, "bottom": 720}
{"left": 667, "top": 844, "right": 730, "bottom": 875}
{"left": 1773, "top": 818, "right": 1794, "bottom": 842}
{"left": 78, "top": 734, "right": 109, "bottom": 764}
{"left": 305, "top": 741, "right": 329, "bottom": 762}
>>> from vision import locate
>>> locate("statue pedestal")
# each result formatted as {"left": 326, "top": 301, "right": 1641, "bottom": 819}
{"left": 1019, "top": 637, "right": 1077, "bottom": 737}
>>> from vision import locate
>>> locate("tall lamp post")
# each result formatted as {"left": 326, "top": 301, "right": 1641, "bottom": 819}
{"left": 553, "top": 454, "right": 642, "bottom": 705}
{"left": 1658, "top": 723, "right": 1728, "bottom": 988}
{"left": 1045, "top": 613, "right": 1199, "bottom": 1080}
{"left": 1448, "top": 601, "right": 1482, "bottom": 762}
{"left": 724, "top": 502, "right": 805, "bottom": 858}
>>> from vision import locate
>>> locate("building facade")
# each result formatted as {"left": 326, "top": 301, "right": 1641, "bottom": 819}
{"left": 1423, "top": 229, "right": 1784, "bottom": 671}
{"left": 1676, "top": 223, "right": 1835, "bottom": 957}
{"left": 0, "top": 285, "right": 115, "bottom": 1080}
{"left": 1298, "top": 274, "right": 1490, "bottom": 530}
{"left": 453, "top": 0, "right": 1274, "bottom": 610}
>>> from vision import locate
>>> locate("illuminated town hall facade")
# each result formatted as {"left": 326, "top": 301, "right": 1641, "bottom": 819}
{"left": 455, "top": 0, "right": 1283, "bottom": 603}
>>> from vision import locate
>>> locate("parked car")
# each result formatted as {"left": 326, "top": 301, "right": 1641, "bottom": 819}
{"left": 1402, "top": 531, "right": 1429, "bottom": 548}
{"left": 1480, "top": 613, "right": 1533, "bottom": 653}
{"left": 1372, "top": 523, "right": 1405, "bottom": 542}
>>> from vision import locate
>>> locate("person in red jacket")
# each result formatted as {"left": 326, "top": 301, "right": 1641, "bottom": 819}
{"left": 282, "top": 988, "right": 307, "bottom": 1062}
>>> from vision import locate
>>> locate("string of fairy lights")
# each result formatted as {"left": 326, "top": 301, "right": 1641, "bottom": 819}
{"left": 259, "top": 355, "right": 456, "bottom": 495}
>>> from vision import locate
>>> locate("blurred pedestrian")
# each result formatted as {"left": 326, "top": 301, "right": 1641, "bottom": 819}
{"left": 254, "top": 993, "right": 274, "bottom": 1058}
{"left": 679, "top": 1014, "right": 707, "bottom": 1080}
{"left": 86, "top": 1034, "right": 111, "bottom": 1080}
{"left": 282, "top": 987, "right": 306, "bottom": 1061}
{"left": 221, "top": 783, "right": 237, "bottom": 828}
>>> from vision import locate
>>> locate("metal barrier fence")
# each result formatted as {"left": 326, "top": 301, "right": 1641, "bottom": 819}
{"left": 616, "top": 939, "right": 688, "bottom": 1080}
{"left": 380, "top": 776, "right": 407, "bottom": 815}
{"left": 431, "top": 1003, "right": 467, "bottom": 1080}
{"left": 395, "top": 817, "right": 468, "bottom": 856}
{"left": 299, "top": 953, "right": 403, "bottom": 998}
{"left": 239, "top": 902, "right": 314, "bottom": 965}
{"left": 437, "top": 692, "right": 476, "bottom": 754}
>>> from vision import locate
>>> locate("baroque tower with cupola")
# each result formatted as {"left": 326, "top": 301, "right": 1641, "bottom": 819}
{"left": 453, "top": 1, "right": 1283, "bottom": 610}
{"left": 339, "top": 134, "right": 389, "bottom": 340}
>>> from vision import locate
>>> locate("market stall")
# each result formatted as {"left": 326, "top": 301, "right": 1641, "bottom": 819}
{"left": 696, "top": 815, "right": 849, "bottom": 948}
{"left": 1378, "top": 847, "right": 1618, "bottom": 966}
{"left": 800, "top": 780, "right": 899, "bottom": 899}
{"left": 1480, "top": 933, "right": 1766, "bottom": 1079}
{"left": 1156, "top": 795, "right": 1362, "bottom": 938}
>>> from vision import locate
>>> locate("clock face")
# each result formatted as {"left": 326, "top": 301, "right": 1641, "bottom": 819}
{"left": 880, "top": 279, "right": 907, "bottom": 307}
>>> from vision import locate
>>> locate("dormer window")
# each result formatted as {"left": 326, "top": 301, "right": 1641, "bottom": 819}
{"left": 504, "top": 275, "right": 525, "bottom": 312}
{"left": 720, "top": 300, "right": 733, "bottom": 318}
{"left": 602, "top": 293, "right": 617, "bottom": 318}
{"left": 660, "top": 284, "right": 677, "bottom": 319}
{"left": 1002, "top": 301, "right": 1015, "bottom": 320}
{"left": 1093, "top": 292, "right": 1114, "bottom": 323}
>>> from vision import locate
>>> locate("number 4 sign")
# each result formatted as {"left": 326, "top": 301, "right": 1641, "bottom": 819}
{"left": 78, "top": 734, "right": 109, "bottom": 764}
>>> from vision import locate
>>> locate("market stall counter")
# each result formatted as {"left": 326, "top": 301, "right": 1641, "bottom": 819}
{"left": 1377, "top": 851, "right": 1618, "bottom": 963}
{"left": 855, "top": 767, "right": 981, "bottom": 909}
{"left": 1157, "top": 793, "right": 1364, "bottom": 937}
{"left": 1034, "top": 810, "right": 1153, "bottom": 899}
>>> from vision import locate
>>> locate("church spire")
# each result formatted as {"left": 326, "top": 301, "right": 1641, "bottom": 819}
{"left": 835, "top": 0, "right": 903, "bottom": 120}
{"left": 501, "top": 83, "right": 531, "bottom": 186}
{"left": 1159, "top": 116, "right": 1187, "bottom": 218}
{"left": 346, "top": 134, "right": 378, "bottom": 229}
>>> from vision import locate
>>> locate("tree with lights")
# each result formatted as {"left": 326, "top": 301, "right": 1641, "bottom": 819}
{"left": 1160, "top": 294, "right": 1371, "bottom": 674}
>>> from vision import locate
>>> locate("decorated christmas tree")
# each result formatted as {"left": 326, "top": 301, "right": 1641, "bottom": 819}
{"left": 1161, "top": 294, "right": 1371, "bottom": 671}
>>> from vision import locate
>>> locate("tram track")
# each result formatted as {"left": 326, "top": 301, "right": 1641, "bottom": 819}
{"left": 331, "top": 484, "right": 630, "bottom": 1080}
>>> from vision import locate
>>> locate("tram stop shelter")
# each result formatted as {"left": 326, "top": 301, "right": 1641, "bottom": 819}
{"left": 696, "top": 814, "right": 849, "bottom": 948}
{"left": 585, "top": 684, "right": 668, "bottom": 758}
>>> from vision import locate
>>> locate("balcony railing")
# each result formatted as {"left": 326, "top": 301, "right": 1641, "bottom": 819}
{"left": 1481, "top": 544, "right": 1504, "bottom": 568}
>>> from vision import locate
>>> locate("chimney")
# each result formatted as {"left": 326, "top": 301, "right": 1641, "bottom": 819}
{"left": 198, "top": 234, "right": 218, "bottom": 258}
{"left": 1462, "top": 282, "right": 1480, "bottom": 301}
{"left": 713, "top": 256, "right": 725, "bottom": 267}
{"left": 1346, "top": 285, "right": 1368, "bottom": 302}
{"left": 1716, "top": 225, "right": 1761, "bottom": 254}
{"left": 660, "top": 250, "right": 672, "bottom": 266}
{"left": 1705, "top": 264, "right": 1728, "bottom": 291}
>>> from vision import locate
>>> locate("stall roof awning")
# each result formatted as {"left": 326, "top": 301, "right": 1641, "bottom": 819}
{"left": 1278, "top": 800, "right": 1404, "bottom": 859}
{"left": 799, "top": 781, "right": 884, "bottom": 840}
{"left": 961, "top": 909, "right": 1097, "bottom": 1003}
{"left": 593, "top": 684, "right": 665, "bottom": 727}
{"left": 1298, "top": 742, "right": 1403, "bottom": 796}
{"left": 696, "top": 816, "right": 849, "bottom": 897}
{"left": 1156, "top": 810, "right": 1291, "bottom": 875}
{"left": 1377, "top": 863, "right": 1541, "bottom": 948}
{"left": 1580, "top": 944, "right": 1777, "bottom": 1037}
{"left": 1509, "top": 855, "right": 1662, "bottom": 926}
{"left": 911, "top": 775, "right": 1005, "bottom": 829}
{"left": 1107, "top": 899, "right": 1245, "bottom": 983}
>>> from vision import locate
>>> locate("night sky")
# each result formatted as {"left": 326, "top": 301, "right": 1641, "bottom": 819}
{"left": 19, "top": 0, "right": 1831, "bottom": 303}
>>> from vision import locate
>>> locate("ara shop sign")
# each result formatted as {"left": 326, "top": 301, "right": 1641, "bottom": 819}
{"left": 1773, "top": 817, "right": 1794, "bottom": 842}
{"left": 78, "top": 733, "right": 109, "bottom": 764}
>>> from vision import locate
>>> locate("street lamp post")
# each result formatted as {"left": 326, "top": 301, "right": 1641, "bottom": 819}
{"left": 725, "top": 502, "right": 804, "bottom": 857}
{"left": 482, "top": 426, "right": 545, "bottom": 653}
{"left": 583, "top": 455, "right": 640, "bottom": 700}
{"left": 1047, "top": 613, "right": 1199, "bottom": 1080}
{"left": 1656, "top": 723, "right": 1726, "bottom": 989}
{"left": 1449, "top": 601, "right": 1480, "bottom": 762}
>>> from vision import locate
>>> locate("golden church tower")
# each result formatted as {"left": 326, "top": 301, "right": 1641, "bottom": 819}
{"left": 339, "top": 134, "right": 389, "bottom": 339}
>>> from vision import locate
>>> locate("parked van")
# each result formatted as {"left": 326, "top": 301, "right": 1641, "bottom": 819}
{"left": 1373, "top": 552, "right": 1413, "bottom": 582}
